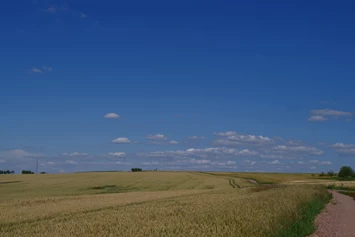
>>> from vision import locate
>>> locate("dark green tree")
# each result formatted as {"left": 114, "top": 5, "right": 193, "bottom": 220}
{"left": 338, "top": 166, "right": 354, "bottom": 178}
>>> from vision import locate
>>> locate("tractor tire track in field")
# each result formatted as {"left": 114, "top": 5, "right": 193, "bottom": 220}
{"left": 163, "top": 176, "right": 193, "bottom": 190}
{"left": 228, "top": 178, "right": 241, "bottom": 188}
{"left": 188, "top": 179, "right": 204, "bottom": 189}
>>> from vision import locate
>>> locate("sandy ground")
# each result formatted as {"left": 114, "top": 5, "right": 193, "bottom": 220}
{"left": 311, "top": 191, "right": 355, "bottom": 237}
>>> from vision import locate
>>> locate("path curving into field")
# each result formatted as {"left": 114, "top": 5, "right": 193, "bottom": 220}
{"left": 311, "top": 191, "right": 355, "bottom": 237}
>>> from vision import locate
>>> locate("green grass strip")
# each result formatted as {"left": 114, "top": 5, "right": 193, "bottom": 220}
{"left": 272, "top": 190, "right": 332, "bottom": 237}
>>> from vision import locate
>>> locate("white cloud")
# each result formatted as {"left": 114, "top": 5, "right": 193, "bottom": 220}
{"left": 311, "top": 108, "right": 352, "bottom": 117}
{"left": 188, "top": 136, "right": 205, "bottom": 140}
{"left": 42, "top": 66, "right": 52, "bottom": 71}
{"left": 142, "top": 161, "right": 160, "bottom": 166}
{"left": 31, "top": 68, "right": 42, "bottom": 73}
{"left": 309, "top": 160, "right": 319, "bottom": 164}
{"left": 169, "top": 140, "right": 178, "bottom": 144}
{"left": 186, "top": 159, "right": 211, "bottom": 165}
{"left": 0, "top": 149, "right": 41, "bottom": 160}
{"left": 309, "top": 166, "right": 316, "bottom": 170}
{"left": 116, "top": 161, "right": 130, "bottom": 165}
{"left": 260, "top": 154, "right": 285, "bottom": 159}
{"left": 330, "top": 143, "right": 355, "bottom": 156}
{"left": 336, "top": 149, "right": 355, "bottom": 156}
{"left": 80, "top": 12, "right": 87, "bottom": 18}
{"left": 138, "top": 147, "right": 258, "bottom": 159}
{"left": 170, "top": 159, "right": 237, "bottom": 168}
{"left": 270, "top": 160, "right": 280, "bottom": 165}
{"left": 43, "top": 6, "right": 57, "bottom": 13}
{"left": 104, "top": 113, "right": 120, "bottom": 119}
{"left": 319, "top": 161, "right": 332, "bottom": 165}
{"left": 297, "top": 161, "right": 305, "bottom": 164}
{"left": 213, "top": 131, "right": 237, "bottom": 136}
{"left": 41, "top": 161, "right": 56, "bottom": 166}
{"left": 213, "top": 131, "right": 274, "bottom": 147}
{"left": 228, "top": 134, "right": 274, "bottom": 143}
{"left": 331, "top": 143, "right": 355, "bottom": 149}
{"left": 245, "top": 160, "right": 256, "bottom": 165}
{"left": 108, "top": 152, "right": 126, "bottom": 157}
{"left": 64, "top": 160, "right": 78, "bottom": 165}
{"left": 63, "top": 152, "right": 88, "bottom": 157}
{"left": 273, "top": 145, "right": 324, "bottom": 155}
{"left": 213, "top": 139, "right": 241, "bottom": 146}
{"left": 29, "top": 67, "right": 53, "bottom": 74}
{"left": 112, "top": 137, "right": 130, "bottom": 144}
{"left": 146, "top": 134, "right": 167, "bottom": 140}
{"left": 308, "top": 116, "right": 328, "bottom": 122}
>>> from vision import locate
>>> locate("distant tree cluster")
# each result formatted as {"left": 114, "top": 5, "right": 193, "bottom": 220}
{"left": 317, "top": 166, "right": 354, "bottom": 179}
{"left": 0, "top": 170, "right": 15, "bottom": 174}
{"left": 131, "top": 168, "right": 142, "bottom": 172}
{"left": 21, "top": 170, "right": 35, "bottom": 174}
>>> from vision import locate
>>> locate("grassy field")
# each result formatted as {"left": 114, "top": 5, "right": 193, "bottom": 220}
{"left": 0, "top": 172, "right": 331, "bottom": 237}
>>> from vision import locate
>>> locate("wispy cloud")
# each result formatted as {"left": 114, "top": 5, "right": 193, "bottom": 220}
{"left": 42, "top": 66, "right": 52, "bottom": 71}
{"left": 104, "top": 113, "right": 120, "bottom": 119}
{"left": 31, "top": 68, "right": 42, "bottom": 73}
{"left": 63, "top": 152, "right": 88, "bottom": 157}
{"left": 42, "top": 3, "right": 88, "bottom": 20}
{"left": 42, "top": 6, "right": 57, "bottom": 13}
{"left": 308, "top": 115, "right": 328, "bottom": 122}
{"left": 309, "top": 108, "right": 352, "bottom": 122}
{"left": 188, "top": 136, "right": 205, "bottom": 140}
{"left": 108, "top": 152, "right": 126, "bottom": 157}
{"left": 28, "top": 66, "right": 52, "bottom": 74}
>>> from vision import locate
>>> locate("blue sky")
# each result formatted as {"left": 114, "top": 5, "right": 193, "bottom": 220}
{"left": 1, "top": 0, "right": 355, "bottom": 173}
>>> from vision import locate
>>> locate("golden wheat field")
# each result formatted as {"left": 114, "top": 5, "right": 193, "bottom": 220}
{"left": 0, "top": 172, "right": 330, "bottom": 237}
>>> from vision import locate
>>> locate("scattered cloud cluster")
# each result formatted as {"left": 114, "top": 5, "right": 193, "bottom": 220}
{"left": 138, "top": 147, "right": 258, "bottom": 159}
{"left": 213, "top": 131, "right": 274, "bottom": 146}
{"left": 308, "top": 109, "right": 352, "bottom": 122}
{"left": 272, "top": 145, "right": 324, "bottom": 155}
{"left": 330, "top": 143, "right": 355, "bottom": 156}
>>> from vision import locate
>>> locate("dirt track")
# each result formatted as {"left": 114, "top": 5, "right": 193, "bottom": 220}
{"left": 311, "top": 191, "right": 355, "bottom": 237}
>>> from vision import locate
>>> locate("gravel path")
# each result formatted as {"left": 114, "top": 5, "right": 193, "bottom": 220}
{"left": 311, "top": 191, "right": 355, "bottom": 237}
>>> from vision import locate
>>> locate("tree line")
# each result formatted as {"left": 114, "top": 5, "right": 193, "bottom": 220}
{"left": 317, "top": 166, "right": 354, "bottom": 179}
{"left": 0, "top": 170, "right": 15, "bottom": 174}
{"left": 21, "top": 170, "right": 35, "bottom": 174}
